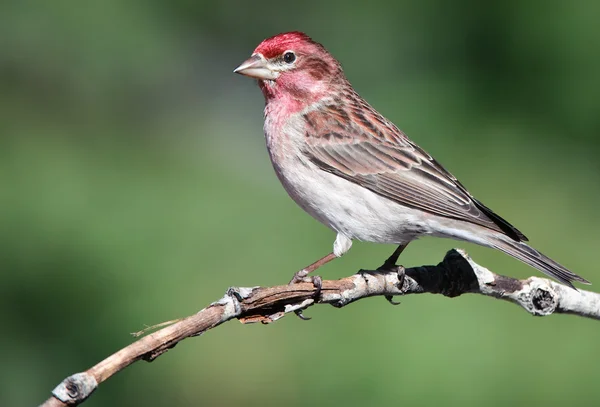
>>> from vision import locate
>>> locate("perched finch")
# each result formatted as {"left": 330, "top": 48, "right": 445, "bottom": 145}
{"left": 234, "top": 31, "right": 589, "bottom": 288}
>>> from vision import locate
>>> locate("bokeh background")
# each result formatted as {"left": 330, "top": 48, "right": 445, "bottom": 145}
{"left": 2, "top": 1, "right": 600, "bottom": 406}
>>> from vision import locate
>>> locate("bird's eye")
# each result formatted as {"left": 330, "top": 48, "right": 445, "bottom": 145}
{"left": 283, "top": 51, "right": 296, "bottom": 64}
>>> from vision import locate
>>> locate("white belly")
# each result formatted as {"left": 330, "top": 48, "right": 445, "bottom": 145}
{"left": 263, "top": 103, "right": 452, "bottom": 246}
{"left": 270, "top": 151, "right": 437, "bottom": 244}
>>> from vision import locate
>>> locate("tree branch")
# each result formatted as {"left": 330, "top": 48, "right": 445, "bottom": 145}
{"left": 41, "top": 248, "right": 599, "bottom": 407}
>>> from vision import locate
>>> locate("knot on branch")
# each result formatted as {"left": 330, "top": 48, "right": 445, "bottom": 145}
{"left": 52, "top": 372, "right": 97, "bottom": 404}
{"left": 519, "top": 279, "right": 559, "bottom": 316}
{"left": 532, "top": 288, "right": 557, "bottom": 312}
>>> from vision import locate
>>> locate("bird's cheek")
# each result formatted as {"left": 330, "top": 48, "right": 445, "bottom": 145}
{"left": 258, "top": 80, "right": 276, "bottom": 98}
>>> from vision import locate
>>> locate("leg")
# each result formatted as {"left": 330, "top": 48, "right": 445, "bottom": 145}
{"left": 379, "top": 243, "right": 409, "bottom": 306}
{"left": 379, "top": 243, "right": 409, "bottom": 270}
{"left": 289, "top": 233, "right": 352, "bottom": 284}
{"left": 289, "top": 252, "right": 337, "bottom": 284}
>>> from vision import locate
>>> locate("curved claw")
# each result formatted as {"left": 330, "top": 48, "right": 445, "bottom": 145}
{"left": 293, "top": 276, "right": 322, "bottom": 321}
{"left": 385, "top": 295, "right": 401, "bottom": 305}
{"left": 294, "top": 309, "right": 312, "bottom": 321}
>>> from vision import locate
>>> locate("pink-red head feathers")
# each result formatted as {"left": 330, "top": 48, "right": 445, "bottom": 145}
{"left": 253, "top": 31, "right": 319, "bottom": 59}
{"left": 234, "top": 32, "right": 345, "bottom": 104}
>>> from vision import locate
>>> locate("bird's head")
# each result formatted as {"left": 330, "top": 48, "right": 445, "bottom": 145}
{"left": 234, "top": 32, "right": 344, "bottom": 103}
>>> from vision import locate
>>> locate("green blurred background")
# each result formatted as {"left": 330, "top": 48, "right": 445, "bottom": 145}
{"left": 2, "top": 1, "right": 599, "bottom": 406}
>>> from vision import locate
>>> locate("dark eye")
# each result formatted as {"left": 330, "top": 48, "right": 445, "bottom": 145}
{"left": 283, "top": 51, "right": 296, "bottom": 64}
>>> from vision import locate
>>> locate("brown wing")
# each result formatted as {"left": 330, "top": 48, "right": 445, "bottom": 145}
{"left": 301, "top": 102, "right": 527, "bottom": 242}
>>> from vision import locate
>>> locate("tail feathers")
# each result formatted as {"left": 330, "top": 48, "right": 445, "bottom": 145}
{"left": 488, "top": 236, "right": 590, "bottom": 288}
{"left": 472, "top": 197, "right": 528, "bottom": 242}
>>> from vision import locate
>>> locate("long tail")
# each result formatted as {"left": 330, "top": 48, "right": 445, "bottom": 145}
{"left": 487, "top": 235, "right": 590, "bottom": 288}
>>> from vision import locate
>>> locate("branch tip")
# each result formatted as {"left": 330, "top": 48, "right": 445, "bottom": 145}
{"left": 52, "top": 372, "right": 97, "bottom": 405}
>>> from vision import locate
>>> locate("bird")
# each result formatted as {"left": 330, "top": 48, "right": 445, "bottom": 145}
{"left": 233, "top": 31, "right": 589, "bottom": 288}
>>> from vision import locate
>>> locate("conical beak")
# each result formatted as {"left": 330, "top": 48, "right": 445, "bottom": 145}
{"left": 233, "top": 54, "right": 278, "bottom": 80}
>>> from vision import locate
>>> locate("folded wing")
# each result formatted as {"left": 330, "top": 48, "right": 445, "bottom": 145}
{"left": 301, "top": 101, "right": 527, "bottom": 242}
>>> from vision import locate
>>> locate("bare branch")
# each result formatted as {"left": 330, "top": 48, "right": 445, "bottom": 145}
{"left": 41, "top": 249, "right": 599, "bottom": 407}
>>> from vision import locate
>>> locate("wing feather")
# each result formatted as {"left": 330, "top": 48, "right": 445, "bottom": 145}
{"left": 302, "top": 102, "right": 527, "bottom": 242}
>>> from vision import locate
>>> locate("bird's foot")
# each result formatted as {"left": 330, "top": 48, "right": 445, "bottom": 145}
{"left": 290, "top": 269, "right": 323, "bottom": 293}
{"left": 382, "top": 265, "right": 406, "bottom": 305}
{"left": 377, "top": 243, "right": 409, "bottom": 271}
{"left": 289, "top": 273, "right": 322, "bottom": 321}
{"left": 289, "top": 268, "right": 310, "bottom": 285}
{"left": 355, "top": 267, "right": 403, "bottom": 305}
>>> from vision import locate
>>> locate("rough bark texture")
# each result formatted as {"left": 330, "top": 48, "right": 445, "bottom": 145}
{"left": 41, "top": 249, "right": 599, "bottom": 407}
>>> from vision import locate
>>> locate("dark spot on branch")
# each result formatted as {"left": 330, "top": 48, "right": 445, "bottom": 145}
{"left": 489, "top": 275, "right": 523, "bottom": 293}
{"left": 532, "top": 288, "right": 555, "bottom": 312}
{"left": 405, "top": 249, "right": 480, "bottom": 297}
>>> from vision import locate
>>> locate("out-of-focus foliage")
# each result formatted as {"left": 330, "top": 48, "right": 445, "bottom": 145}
{"left": 1, "top": 1, "right": 599, "bottom": 406}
